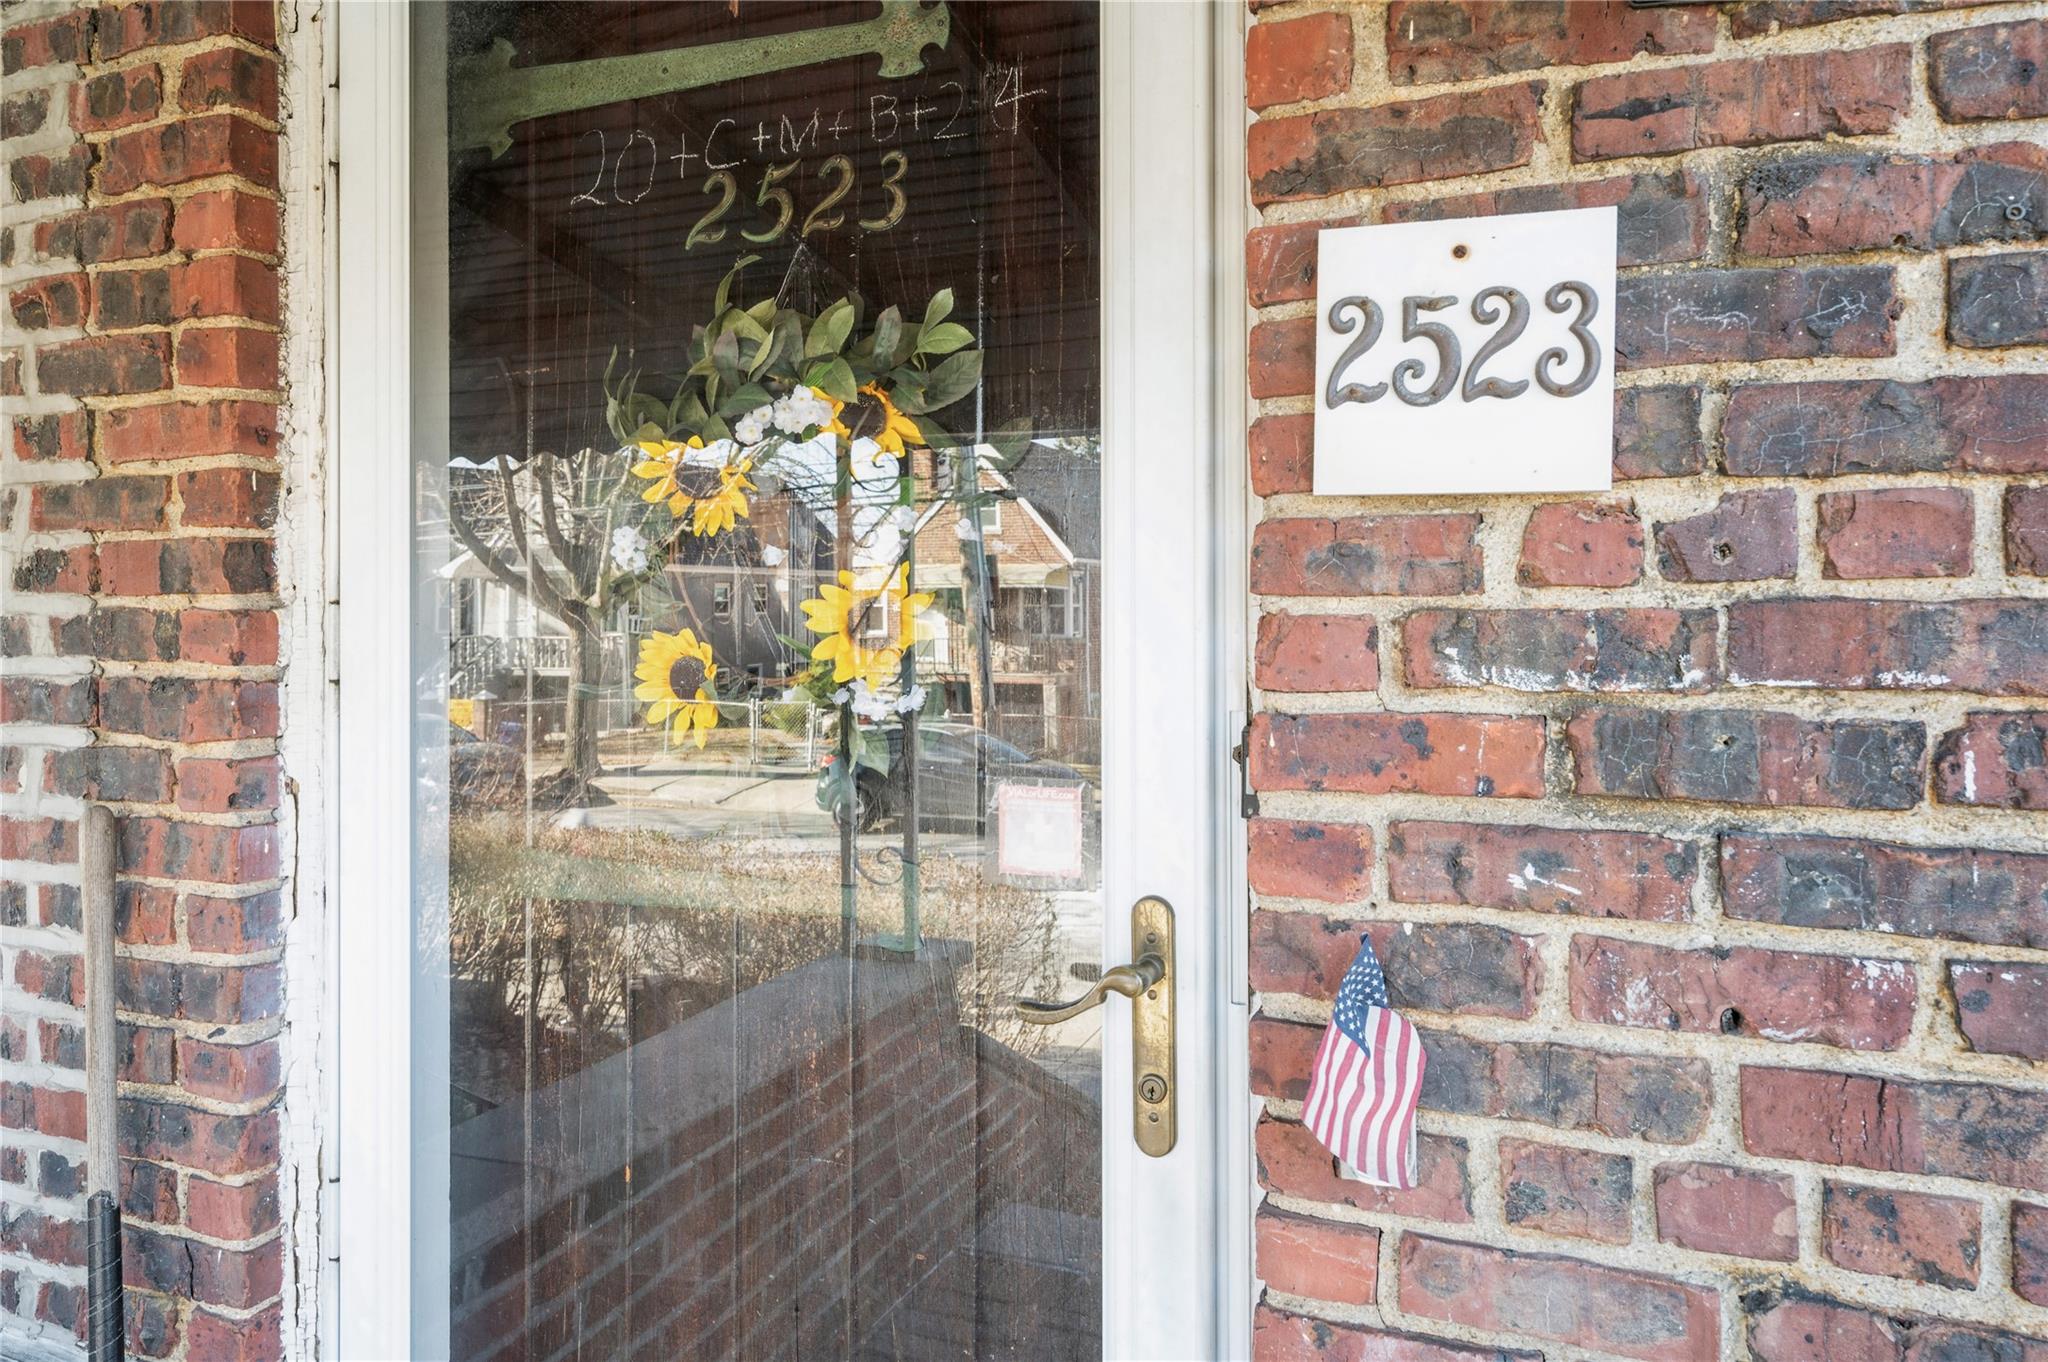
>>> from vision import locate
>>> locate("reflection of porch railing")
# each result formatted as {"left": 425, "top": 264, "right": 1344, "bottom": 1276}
{"left": 451, "top": 633, "right": 574, "bottom": 677}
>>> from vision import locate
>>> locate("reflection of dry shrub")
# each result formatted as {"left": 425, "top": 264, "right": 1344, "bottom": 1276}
{"left": 447, "top": 815, "right": 1071, "bottom": 1098}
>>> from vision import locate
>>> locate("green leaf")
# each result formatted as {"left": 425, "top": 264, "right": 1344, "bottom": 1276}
{"left": 915, "top": 322, "right": 973, "bottom": 357}
{"left": 804, "top": 356, "right": 857, "bottom": 404}
{"left": 718, "top": 381, "right": 772, "bottom": 417}
{"left": 985, "top": 424, "right": 1036, "bottom": 462}
{"left": 887, "top": 374, "right": 931, "bottom": 415}
{"left": 806, "top": 300, "right": 855, "bottom": 359}
{"left": 710, "top": 328, "right": 743, "bottom": 388}
{"left": 869, "top": 306, "right": 903, "bottom": 374}
{"left": 920, "top": 288, "right": 954, "bottom": 336}
{"left": 723, "top": 309, "right": 770, "bottom": 345}
{"left": 920, "top": 349, "right": 983, "bottom": 411}
{"left": 630, "top": 420, "right": 667, "bottom": 447}
{"left": 712, "top": 255, "right": 761, "bottom": 317}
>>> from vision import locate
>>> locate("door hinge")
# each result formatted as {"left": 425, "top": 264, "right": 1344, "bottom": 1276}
{"left": 1231, "top": 714, "right": 1258, "bottom": 819}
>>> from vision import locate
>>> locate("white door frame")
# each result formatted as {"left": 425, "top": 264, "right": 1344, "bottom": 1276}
{"left": 331, "top": 4, "right": 1250, "bottom": 1358}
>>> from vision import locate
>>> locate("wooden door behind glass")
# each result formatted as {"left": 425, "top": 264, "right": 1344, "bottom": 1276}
{"left": 413, "top": 4, "right": 1105, "bottom": 1358}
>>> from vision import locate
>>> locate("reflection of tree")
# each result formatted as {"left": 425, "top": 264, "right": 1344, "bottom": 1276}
{"left": 446, "top": 816, "right": 1068, "bottom": 1101}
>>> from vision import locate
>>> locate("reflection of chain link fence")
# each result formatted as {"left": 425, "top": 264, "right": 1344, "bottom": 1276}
{"left": 445, "top": 817, "right": 1067, "bottom": 1102}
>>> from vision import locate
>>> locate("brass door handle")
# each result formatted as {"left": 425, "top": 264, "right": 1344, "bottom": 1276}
{"left": 1014, "top": 954, "right": 1164, "bottom": 1025}
{"left": 1012, "top": 895, "right": 1177, "bottom": 1157}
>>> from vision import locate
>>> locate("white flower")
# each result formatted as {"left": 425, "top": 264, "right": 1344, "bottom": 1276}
{"left": 849, "top": 437, "right": 900, "bottom": 488}
{"left": 760, "top": 544, "right": 785, "bottom": 567}
{"left": 893, "top": 684, "right": 926, "bottom": 715}
{"left": 733, "top": 404, "right": 773, "bottom": 446}
{"left": 954, "top": 515, "right": 978, "bottom": 542}
{"left": 772, "top": 386, "right": 836, "bottom": 437}
{"left": 608, "top": 525, "right": 648, "bottom": 573}
{"left": 832, "top": 687, "right": 851, "bottom": 706}
{"left": 891, "top": 505, "right": 920, "bottom": 532}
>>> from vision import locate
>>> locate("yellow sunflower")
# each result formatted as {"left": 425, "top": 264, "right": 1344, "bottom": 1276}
{"left": 631, "top": 434, "right": 703, "bottom": 518}
{"left": 635, "top": 628, "right": 720, "bottom": 748}
{"left": 827, "top": 384, "right": 923, "bottom": 457}
{"left": 800, "top": 564, "right": 934, "bottom": 691}
{"left": 688, "top": 458, "right": 754, "bottom": 537}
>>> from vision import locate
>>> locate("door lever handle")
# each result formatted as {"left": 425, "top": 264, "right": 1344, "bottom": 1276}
{"left": 1014, "top": 954, "right": 1164, "bottom": 1025}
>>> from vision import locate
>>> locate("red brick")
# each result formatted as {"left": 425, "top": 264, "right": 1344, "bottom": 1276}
{"left": 1251, "top": 515, "right": 1481, "bottom": 596}
{"left": 1935, "top": 711, "right": 2048, "bottom": 810}
{"left": 97, "top": 536, "right": 275, "bottom": 595}
{"left": 1654, "top": 489, "right": 1796, "bottom": 583}
{"left": 1615, "top": 266, "right": 1897, "bottom": 369}
{"left": 1248, "top": 819, "right": 1373, "bottom": 902}
{"left": 1738, "top": 142, "right": 2048, "bottom": 257}
{"left": 186, "top": 1174, "right": 279, "bottom": 1241}
{"left": 7, "top": 144, "right": 91, "bottom": 203}
{"left": 1397, "top": 1235, "right": 1717, "bottom": 1361}
{"left": 1931, "top": 19, "right": 2048, "bottom": 122}
{"left": 2, "top": 1083, "right": 86, "bottom": 1140}
{"left": 1253, "top": 1306, "right": 1539, "bottom": 1362}
{"left": 11, "top": 410, "right": 90, "bottom": 462}
{"left": 101, "top": 399, "right": 278, "bottom": 464}
{"left": 1250, "top": 712, "right": 1545, "bottom": 798}
{"left": 184, "top": 890, "right": 282, "bottom": 954}
{"left": 90, "top": 266, "right": 171, "bottom": 329}
{"left": 44, "top": 746, "right": 174, "bottom": 802}
{"left": 1251, "top": 913, "right": 1539, "bottom": 1018}
{"left": 1574, "top": 46, "right": 1910, "bottom": 160}
{"left": 98, "top": 115, "right": 279, "bottom": 195}
{"left": 119, "top": 1100, "right": 277, "bottom": 1177}
{"left": 1249, "top": 413, "right": 1313, "bottom": 495}
{"left": 175, "top": 326, "right": 279, "bottom": 391}
{"left": 1615, "top": 385, "right": 1705, "bottom": 480}
{"left": 1516, "top": 501, "right": 1642, "bottom": 587}
{"left": 9, "top": 272, "right": 87, "bottom": 329}
{"left": 175, "top": 1037, "right": 280, "bottom": 1103}
{"left": 1255, "top": 1209, "right": 1377, "bottom": 1306}
{"left": 1818, "top": 488, "right": 1973, "bottom": 579}
{"left": 128, "top": 1225, "right": 281, "bottom": 1309}
{"left": 1, "top": 12, "right": 89, "bottom": 72}
{"left": 118, "top": 821, "right": 279, "bottom": 885}
{"left": 175, "top": 755, "right": 280, "bottom": 813}
{"left": 30, "top": 476, "right": 168, "bottom": 532}
{"left": 1251, "top": 1016, "right": 1321, "bottom": 1104}
{"left": 177, "top": 608, "right": 277, "bottom": 665}
{"left": 70, "top": 62, "right": 160, "bottom": 133}
{"left": 179, "top": 46, "right": 279, "bottom": 119}
{"left": 1249, "top": 315, "right": 1314, "bottom": 399}
{"left": 1246, "top": 218, "right": 1359, "bottom": 310}
{"left": 1823, "top": 1180, "right": 1979, "bottom": 1287}
{"left": 1386, "top": 0, "right": 1713, "bottom": 84}
{"left": 169, "top": 254, "right": 279, "bottom": 325}
{"left": 1653, "top": 1162, "right": 1798, "bottom": 1261}
{"left": 34, "top": 333, "right": 171, "bottom": 396}
{"left": 1388, "top": 820, "right": 1694, "bottom": 922}
{"left": 9, "top": 545, "right": 95, "bottom": 594}
{"left": 1246, "top": 11, "right": 1352, "bottom": 111}
{"left": 116, "top": 883, "right": 178, "bottom": 946}
{"left": 1406, "top": 608, "right": 1715, "bottom": 694}
{"left": 0, "top": 1207, "right": 85, "bottom": 1268}
{"left": 1, "top": 85, "right": 49, "bottom": 138}
{"left": 99, "top": 676, "right": 278, "bottom": 742}
{"left": 96, "top": 1, "right": 278, "bottom": 57}
{"left": 2016, "top": 1203, "right": 2048, "bottom": 1306}
{"left": 1388, "top": 169, "right": 1707, "bottom": 268}
{"left": 2010, "top": 485, "right": 2048, "bottom": 574}
{"left": 1499, "top": 1139, "right": 1631, "bottom": 1245}
{"left": 1724, "top": 832, "right": 2048, "bottom": 948}
{"left": 1724, "top": 375, "right": 2048, "bottom": 476}
{"left": 183, "top": 1307, "right": 280, "bottom": 1362}
{"left": 1742, "top": 1065, "right": 2048, "bottom": 1191}
{"left": 13, "top": 949, "right": 80, "bottom": 1003}
{"left": 1570, "top": 935, "right": 1915, "bottom": 1050}
{"left": 1249, "top": 82, "right": 1542, "bottom": 204}
{"left": 1569, "top": 706, "right": 1923, "bottom": 810}
{"left": 1950, "top": 961, "right": 2048, "bottom": 1061}
{"left": 1951, "top": 251, "right": 2048, "bottom": 348}
{"left": 34, "top": 198, "right": 172, "bottom": 264}
{"left": 177, "top": 466, "right": 279, "bottom": 528}
{"left": 171, "top": 189, "right": 280, "bottom": 255}
{"left": 1734, "top": 2, "right": 1995, "bottom": 36}
{"left": 1728, "top": 598, "right": 2048, "bottom": 695}
{"left": 1256, "top": 613, "right": 1377, "bottom": 692}
{"left": 1257, "top": 1115, "right": 1471, "bottom": 1225}
{"left": 0, "top": 676, "right": 94, "bottom": 725}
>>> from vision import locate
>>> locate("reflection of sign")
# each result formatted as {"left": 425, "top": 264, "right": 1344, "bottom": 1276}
{"left": 995, "top": 783, "right": 1084, "bottom": 881}
{"left": 451, "top": 0, "right": 954, "bottom": 157}
{"left": 1313, "top": 206, "right": 1616, "bottom": 497}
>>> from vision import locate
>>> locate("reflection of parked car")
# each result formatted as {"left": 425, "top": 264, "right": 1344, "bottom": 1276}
{"left": 816, "top": 723, "right": 1083, "bottom": 832}
{"left": 448, "top": 722, "right": 525, "bottom": 809}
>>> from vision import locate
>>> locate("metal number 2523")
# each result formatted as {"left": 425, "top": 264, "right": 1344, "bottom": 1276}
{"left": 1323, "top": 281, "right": 1602, "bottom": 409}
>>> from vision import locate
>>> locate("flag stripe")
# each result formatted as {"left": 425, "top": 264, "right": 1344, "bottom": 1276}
{"left": 1304, "top": 934, "right": 1425, "bottom": 1191}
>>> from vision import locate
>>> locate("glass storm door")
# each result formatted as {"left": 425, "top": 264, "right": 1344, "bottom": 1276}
{"left": 339, "top": 3, "right": 1224, "bottom": 1358}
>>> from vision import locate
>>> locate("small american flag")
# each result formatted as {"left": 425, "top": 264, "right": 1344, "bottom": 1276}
{"left": 1302, "top": 934, "right": 1426, "bottom": 1190}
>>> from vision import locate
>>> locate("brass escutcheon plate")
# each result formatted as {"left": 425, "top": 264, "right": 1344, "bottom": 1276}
{"left": 1131, "top": 895, "right": 1175, "bottom": 1157}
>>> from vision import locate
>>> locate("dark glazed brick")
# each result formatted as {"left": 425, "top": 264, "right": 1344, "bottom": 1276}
{"left": 1568, "top": 707, "right": 1924, "bottom": 810}
{"left": 1616, "top": 267, "right": 1897, "bottom": 369}
{"left": 1249, "top": 82, "right": 1542, "bottom": 204}
{"left": 1930, "top": 19, "right": 2048, "bottom": 122}
{"left": 1951, "top": 253, "right": 2048, "bottom": 348}
{"left": 1723, "top": 375, "right": 2048, "bottom": 476}
{"left": 1384, "top": 171, "right": 1707, "bottom": 267}
{"left": 1737, "top": 144, "right": 2048, "bottom": 257}
{"left": 1655, "top": 490, "right": 1797, "bottom": 583}
{"left": 1403, "top": 608, "right": 1718, "bottom": 694}
{"left": 1386, "top": 1, "right": 1714, "bottom": 84}
{"left": 1722, "top": 833, "right": 2048, "bottom": 948}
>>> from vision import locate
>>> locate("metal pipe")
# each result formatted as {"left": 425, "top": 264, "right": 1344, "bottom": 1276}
{"left": 81, "top": 803, "right": 125, "bottom": 1362}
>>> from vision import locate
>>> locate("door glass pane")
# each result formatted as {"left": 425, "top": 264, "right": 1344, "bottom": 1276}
{"left": 411, "top": 4, "right": 1103, "bottom": 1358}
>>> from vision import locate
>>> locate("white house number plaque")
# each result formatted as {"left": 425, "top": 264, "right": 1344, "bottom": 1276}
{"left": 1312, "top": 205, "right": 1617, "bottom": 497}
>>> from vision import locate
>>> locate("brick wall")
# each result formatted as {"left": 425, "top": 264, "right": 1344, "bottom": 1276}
{"left": 1, "top": 2, "right": 288, "bottom": 1359}
{"left": 1244, "top": 3, "right": 2048, "bottom": 1359}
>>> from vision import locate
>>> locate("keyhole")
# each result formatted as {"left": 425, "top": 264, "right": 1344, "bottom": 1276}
{"left": 1139, "top": 1074, "right": 1167, "bottom": 1104}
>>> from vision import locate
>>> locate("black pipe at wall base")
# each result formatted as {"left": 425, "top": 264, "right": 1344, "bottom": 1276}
{"left": 86, "top": 1189, "right": 124, "bottom": 1362}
